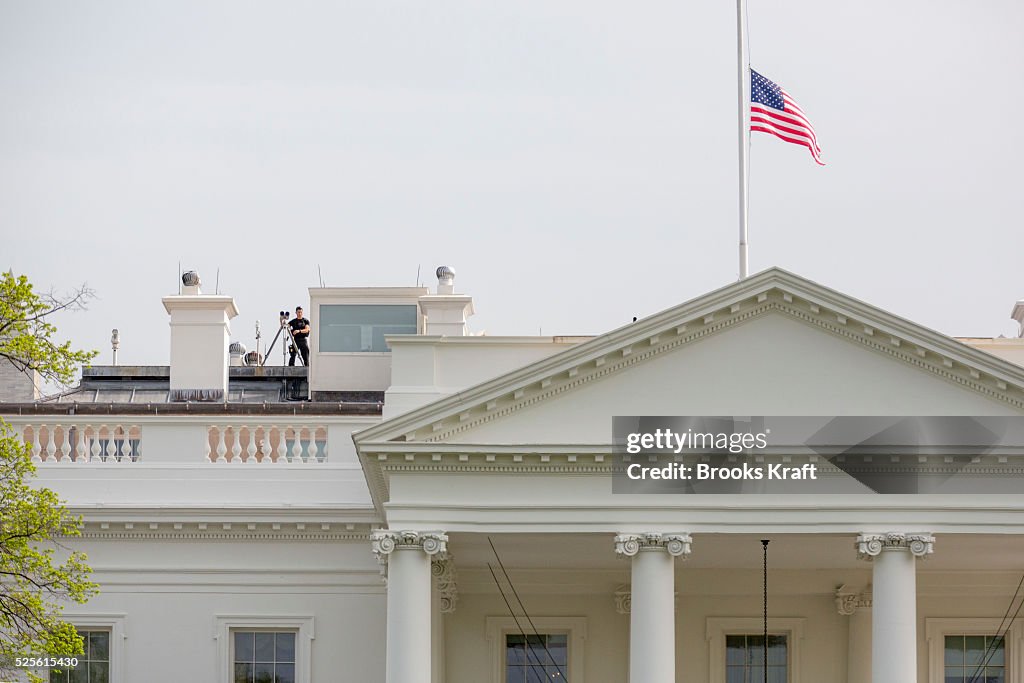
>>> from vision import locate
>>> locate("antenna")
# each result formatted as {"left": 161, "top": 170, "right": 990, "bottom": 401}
{"left": 215, "top": 267, "right": 220, "bottom": 294}
{"left": 317, "top": 264, "right": 325, "bottom": 288}
{"left": 415, "top": 264, "right": 421, "bottom": 287}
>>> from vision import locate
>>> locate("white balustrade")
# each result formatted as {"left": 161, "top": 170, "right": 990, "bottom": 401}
{"left": 5, "top": 418, "right": 327, "bottom": 465}
{"left": 6, "top": 422, "right": 140, "bottom": 464}
{"left": 204, "top": 424, "right": 328, "bottom": 464}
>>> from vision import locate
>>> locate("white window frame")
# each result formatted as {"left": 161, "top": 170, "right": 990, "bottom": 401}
{"left": 214, "top": 615, "right": 314, "bottom": 683}
{"left": 925, "top": 617, "right": 1024, "bottom": 683}
{"left": 706, "top": 616, "right": 805, "bottom": 683}
{"left": 51, "top": 614, "right": 126, "bottom": 683}
{"left": 485, "top": 616, "right": 587, "bottom": 683}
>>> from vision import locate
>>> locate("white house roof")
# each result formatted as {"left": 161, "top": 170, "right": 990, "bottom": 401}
{"left": 353, "top": 267, "right": 1024, "bottom": 510}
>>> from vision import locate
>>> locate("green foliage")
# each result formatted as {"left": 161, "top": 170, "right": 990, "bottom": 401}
{"left": 0, "top": 420, "right": 97, "bottom": 682}
{"left": 0, "top": 273, "right": 99, "bottom": 680}
{"left": 0, "top": 272, "right": 98, "bottom": 387}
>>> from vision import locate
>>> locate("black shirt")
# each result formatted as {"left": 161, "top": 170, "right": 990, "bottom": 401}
{"left": 288, "top": 317, "right": 310, "bottom": 339}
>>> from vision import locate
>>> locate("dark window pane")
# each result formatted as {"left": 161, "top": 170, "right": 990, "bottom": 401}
{"left": 506, "top": 665, "right": 523, "bottom": 683}
{"left": 89, "top": 661, "right": 110, "bottom": 683}
{"left": 89, "top": 631, "right": 110, "bottom": 661}
{"left": 748, "top": 636, "right": 765, "bottom": 665}
{"left": 275, "top": 662, "right": 295, "bottom": 683}
{"left": 525, "top": 666, "right": 548, "bottom": 683}
{"left": 986, "top": 638, "right": 1005, "bottom": 665}
{"left": 965, "top": 636, "right": 986, "bottom": 666}
{"left": 255, "top": 633, "right": 275, "bottom": 662}
{"left": 68, "top": 667, "right": 87, "bottom": 683}
{"left": 234, "top": 662, "right": 254, "bottom": 683}
{"left": 546, "top": 636, "right": 568, "bottom": 666}
{"left": 546, "top": 664, "right": 566, "bottom": 681}
{"left": 946, "top": 675, "right": 963, "bottom": 683}
{"left": 507, "top": 635, "right": 528, "bottom": 664}
{"left": 945, "top": 636, "right": 964, "bottom": 665}
{"left": 726, "top": 666, "right": 745, "bottom": 683}
{"left": 767, "top": 635, "right": 787, "bottom": 665}
{"left": 986, "top": 667, "right": 1005, "bottom": 683}
{"left": 235, "top": 632, "right": 255, "bottom": 662}
{"left": 275, "top": 632, "right": 296, "bottom": 663}
{"left": 254, "top": 661, "right": 274, "bottom": 683}
{"left": 726, "top": 636, "right": 746, "bottom": 665}
{"left": 768, "top": 666, "right": 787, "bottom": 683}
{"left": 50, "top": 669, "right": 70, "bottom": 683}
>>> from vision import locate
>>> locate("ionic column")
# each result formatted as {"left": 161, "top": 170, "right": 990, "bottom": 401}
{"left": 615, "top": 533, "right": 692, "bottom": 683}
{"left": 835, "top": 586, "right": 872, "bottom": 683}
{"left": 856, "top": 533, "right": 934, "bottom": 683}
{"left": 372, "top": 530, "right": 448, "bottom": 683}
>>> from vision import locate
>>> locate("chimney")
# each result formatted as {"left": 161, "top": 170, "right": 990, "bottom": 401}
{"left": 418, "top": 265, "right": 474, "bottom": 336}
{"left": 162, "top": 271, "right": 239, "bottom": 401}
{"left": 1013, "top": 300, "right": 1024, "bottom": 338}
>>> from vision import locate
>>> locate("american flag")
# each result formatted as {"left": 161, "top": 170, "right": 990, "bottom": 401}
{"left": 750, "top": 69, "right": 824, "bottom": 165}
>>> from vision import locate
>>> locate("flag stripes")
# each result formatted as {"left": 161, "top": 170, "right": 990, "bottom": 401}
{"left": 750, "top": 69, "right": 823, "bottom": 165}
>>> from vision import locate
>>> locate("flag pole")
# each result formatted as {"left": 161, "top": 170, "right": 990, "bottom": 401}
{"left": 737, "top": 0, "right": 750, "bottom": 279}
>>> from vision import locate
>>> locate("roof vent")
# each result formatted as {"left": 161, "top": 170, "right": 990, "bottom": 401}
{"left": 229, "top": 341, "right": 246, "bottom": 367}
{"left": 181, "top": 270, "right": 202, "bottom": 295}
{"left": 436, "top": 265, "right": 455, "bottom": 295}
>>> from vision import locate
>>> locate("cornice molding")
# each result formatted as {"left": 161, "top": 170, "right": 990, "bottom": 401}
{"left": 75, "top": 519, "right": 375, "bottom": 541}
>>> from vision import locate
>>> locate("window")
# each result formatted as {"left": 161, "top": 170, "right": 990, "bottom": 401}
{"left": 707, "top": 618, "right": 804, "bottom": 683}
{"left": 232, "top": 631, "right": 295, "bottom": 683}
{"left": 486, "top": 617, "right": 586, "bottom": 683}
{"left": 926, "top": 618, "right": 1022, "bottom": 683}
{"left": 505, "top": 633, "right": 568, "bottom": 682}
{"left": 726, "top": 635, "right": 787, "bottom": 683}
{"left": 215, "top": 616, "right": 313, "bottom": 683}
{"left": 318, "top": 304, "right": 417, "bottom": 352}
{"left": 49, "top": 630, "right": 110, "bottom": 683}
{"left": 944, "top": 635, "right": 1004, "bottom": 683}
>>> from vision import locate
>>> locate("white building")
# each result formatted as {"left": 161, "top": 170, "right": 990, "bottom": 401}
{"left": 3, "top": 266, "right": 1024, "bottom": 683}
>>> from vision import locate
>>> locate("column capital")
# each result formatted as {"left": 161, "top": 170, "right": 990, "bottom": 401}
{"left": 835, "top": 585, "right": 873, "bottom": 616}
{"left": 431, "top": 556, "right": 458, "bottom": 614}
{"left": 371, "top": 530, "right": 449, "bottom": 560}
{"left": 614, "top": 532, "right": 692, "bottom": 558}
{"left": 856, "top": 532, "right": 934, "bottom": 560}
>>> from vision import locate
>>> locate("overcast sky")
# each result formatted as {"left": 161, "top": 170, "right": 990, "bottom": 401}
{"left": 2, "top": 1, "right": 1022, "bottom": 372}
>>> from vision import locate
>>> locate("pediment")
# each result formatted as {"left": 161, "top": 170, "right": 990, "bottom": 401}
{"left": 355, "top": 268, "right": 1024, "bottom": 451}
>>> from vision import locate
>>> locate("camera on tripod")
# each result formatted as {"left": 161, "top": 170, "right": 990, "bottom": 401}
{"left": 259, "top": 308, "right": 306, "bottom": 367}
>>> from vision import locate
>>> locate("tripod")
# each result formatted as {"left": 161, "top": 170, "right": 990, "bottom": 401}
{"left": 262, "top": 312, "right": 307, "bottom": 367}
